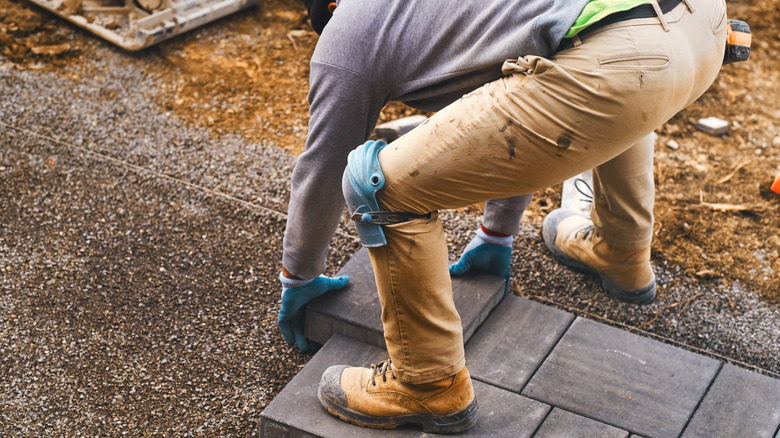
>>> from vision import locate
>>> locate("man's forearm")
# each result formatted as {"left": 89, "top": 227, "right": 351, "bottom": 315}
{"left": 283, "top": 168, "right": 347, "bottom": 279}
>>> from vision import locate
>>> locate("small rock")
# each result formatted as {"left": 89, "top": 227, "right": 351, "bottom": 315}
{"left": 666, "top": 139, "right": 680, "bottom": 150}
{"left": 31, "top": 44, "right": 72, "bottom": 56}
{"left": 772, "top": 136, "right": 780, "bottom": 147}
{"left": 695, "top": 117, "right": 729, "bottom": 136}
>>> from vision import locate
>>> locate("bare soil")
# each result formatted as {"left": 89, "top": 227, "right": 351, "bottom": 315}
{"left": 2, "top": 0, "right": 778, "bottom": 303}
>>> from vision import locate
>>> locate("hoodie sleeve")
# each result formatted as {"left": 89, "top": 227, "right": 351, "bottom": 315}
{"left": 282, "top": 61, "right": 388, "bottom": 278}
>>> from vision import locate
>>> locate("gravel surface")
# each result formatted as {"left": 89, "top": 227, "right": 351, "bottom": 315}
{"left": 1, "top": 39, "right": 778, "bottom": 435}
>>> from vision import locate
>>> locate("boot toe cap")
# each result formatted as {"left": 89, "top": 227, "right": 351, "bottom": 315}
{"left": 542, "top": 209, "right": 589, "bottom": 267}
{"left": 318, "top": 365, "right": 349, "bottom": 408}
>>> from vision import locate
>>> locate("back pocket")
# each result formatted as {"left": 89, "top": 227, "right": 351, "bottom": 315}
{"left": 598, "top": 54, "right": 670, "bottom": 71}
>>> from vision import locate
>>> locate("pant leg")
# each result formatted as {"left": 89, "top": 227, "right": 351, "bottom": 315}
{"left": 591, "top": 133, "right": 655, "bottom": 251}
{"left": 367, "top": 214, "right": 465, "bottom": 385}
{"left": 483, "top": 194, "right": 533, "bottom": 236}
{"left": 370, "top": 0, "right": 727, "bottom": 383}
{"left": 587, "top": 0, "right": 728, "bottom": 251}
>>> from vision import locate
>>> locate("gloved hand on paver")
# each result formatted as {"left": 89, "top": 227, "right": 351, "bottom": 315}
{"left": 278, "top": 273, "right": 349, "bottom": 353}
{"left": 450, "top": 226, "right": 513, "bottom": 294}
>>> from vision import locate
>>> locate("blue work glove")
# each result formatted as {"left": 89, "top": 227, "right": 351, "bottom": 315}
{"left": 449, "top": 227, "right": 513, "bottom": 294}
{"left": 278, "top": 274, "right": 349, "bottom": 352}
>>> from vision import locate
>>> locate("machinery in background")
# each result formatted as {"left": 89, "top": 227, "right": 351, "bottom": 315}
{"left": 24, "top": 0, "right": 261, "bottom": 50}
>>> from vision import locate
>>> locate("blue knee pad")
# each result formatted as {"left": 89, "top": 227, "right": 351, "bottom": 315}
{"left": 342, "top": 140, "right": 430, "bottom": 247}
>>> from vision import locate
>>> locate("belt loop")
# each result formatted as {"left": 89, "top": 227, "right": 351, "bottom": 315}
{"left": 572, "top": 34, "right": 583, "bottom": 47}
{"left": 650, "top": 1, "right": 670, "bottom": 32}
{"left": 681, "top": 0, "right": 695, "bottom": 13}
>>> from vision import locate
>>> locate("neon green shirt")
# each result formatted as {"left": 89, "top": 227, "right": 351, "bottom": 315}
{"left": 565, "top": 0, "right": 650, "bottom": 38}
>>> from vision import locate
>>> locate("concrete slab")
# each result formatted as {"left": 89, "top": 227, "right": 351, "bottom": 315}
{"left": 535, "top": 408, "right": 629, "bottom": 438}
{"left": 465, "top": 295, "right": 574, "bottom": 392}
{"left": 522, "top": 318, "right": 721, "bottom": 438}
{"left": 261, "top": 334, "right": 552, "bottom": 437}
{"left": 681, "top": 364, "right": 780, "bottom": 438}
{"left": 304, "top": 248, "right": 505, "bottom": 349}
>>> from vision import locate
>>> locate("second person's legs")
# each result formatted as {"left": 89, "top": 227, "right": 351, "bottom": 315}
{"left": 543, "top": 134, "right": 657, "bottom": 303}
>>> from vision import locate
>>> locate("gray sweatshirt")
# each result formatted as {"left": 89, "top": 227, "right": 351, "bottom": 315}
{"left": 283, "top": 0, "right": 590, "bottom": 279}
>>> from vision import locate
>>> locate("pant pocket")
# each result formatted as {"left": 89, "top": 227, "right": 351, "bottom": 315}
{"left": 598, "top": 54, "right": 670, "bottom": 70}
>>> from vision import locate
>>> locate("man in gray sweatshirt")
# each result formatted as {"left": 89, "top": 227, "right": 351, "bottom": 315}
{"left": 282, "top": 0, "right": 727, "bottom": 432}
{"left": 279, "top": 0, "right": 587, "bottom": 352}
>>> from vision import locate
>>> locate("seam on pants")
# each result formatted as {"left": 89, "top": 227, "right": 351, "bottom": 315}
{"left": 386, "top": 242, "right": 412, "bottom": 373}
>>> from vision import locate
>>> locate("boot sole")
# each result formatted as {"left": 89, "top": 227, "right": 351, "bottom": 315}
{"left": 543, "top": 210, "right": 656, "bottom": 305}
{"left": 318, "top": 386, "right": 478, "bottom": 434}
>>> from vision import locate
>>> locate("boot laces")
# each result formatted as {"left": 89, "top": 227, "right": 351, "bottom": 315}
{"left": 370, "top": 360, "right": 397, "bottom": 386}
{"left": 575, "top": 224, "right": 598, "bottom": 242}
{"left": 574, "top": 177, "right": 594, "bottom": 204}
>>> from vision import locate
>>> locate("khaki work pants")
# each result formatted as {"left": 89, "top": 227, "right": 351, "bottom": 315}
{"left": 367, "top": 0, "right": 728, "bottom": 384}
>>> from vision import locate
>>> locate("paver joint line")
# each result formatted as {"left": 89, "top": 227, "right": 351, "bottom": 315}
{"left": 520, "top": 312, "right": 577, "bottom": 394}
{"left": 520, "top": 391, "right": 640, "bottom": 437}
{"left": 678, "top": 361, "right": 725, "bottom": 437}
{"left": 531, "top": 406, "right": 555, "bottom": 437}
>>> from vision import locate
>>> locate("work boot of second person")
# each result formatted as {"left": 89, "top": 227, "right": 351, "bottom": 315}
{"left": 318, "top": 360, "right": 477, "bottom": 434}
{"left": 543, "top": 209, "right": 656, "bottom": 304}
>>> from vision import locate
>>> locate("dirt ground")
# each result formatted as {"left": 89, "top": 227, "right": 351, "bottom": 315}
{"left": 1, "top": 0, "right": 778, "bottom": 304}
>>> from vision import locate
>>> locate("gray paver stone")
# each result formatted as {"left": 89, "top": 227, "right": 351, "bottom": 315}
{"left": 465, "top": 295, "right": 574, "bottom": 392}
{"left": 261, "top": 334, "right": 551, "bottom": 437}
{"left": 535, "top": 408, "right": 629, "bottom": 438}
{"left": 522, "top": 318, "right": 720, "bottom": 438}
{"left": 305, "top": 248, "right": 385, "bottom": 347}
{"left": 682, "top": 363, "right": 780, "bottom": 438}
{"left": 304, "top": 248, "right": 505, "bottom": 348}
{"left": 461, "top": 379, "right": 550, "bottom": 438}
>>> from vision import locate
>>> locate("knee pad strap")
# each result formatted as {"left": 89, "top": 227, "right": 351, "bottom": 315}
{"left": 342, "top": 140, "right": 430, "bottom": 247}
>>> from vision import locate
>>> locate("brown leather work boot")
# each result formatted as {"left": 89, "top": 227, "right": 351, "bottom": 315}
{"left": 318, "top": 359, "right": 478, "bottom": 433}
{"left": 542, "top": 208, "right": 656, "bottom": 304}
